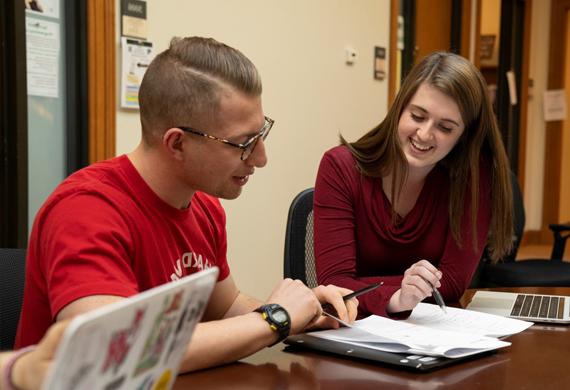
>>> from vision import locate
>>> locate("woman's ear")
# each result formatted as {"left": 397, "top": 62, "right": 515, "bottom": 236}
{"left": 163, "top": 128, "right": 186, "bottom": 160}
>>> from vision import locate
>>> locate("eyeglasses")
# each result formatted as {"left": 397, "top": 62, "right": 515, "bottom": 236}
{"left": 178, "top": 116, "right": 274, "bottom": 161}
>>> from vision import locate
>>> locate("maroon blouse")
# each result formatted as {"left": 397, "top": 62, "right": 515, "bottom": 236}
{"left": 314, "top": 145, "right": 491, "bottom": 317}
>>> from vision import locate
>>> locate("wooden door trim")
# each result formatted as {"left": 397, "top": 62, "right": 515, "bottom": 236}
{"left": 389, "top": 0, "right": 399, "bottom": 105}
{"left": 542, "top": 0, "right": 570, "bottom": 242}
{"left": 87, "top": 0, "right": 116, "bottom": 163}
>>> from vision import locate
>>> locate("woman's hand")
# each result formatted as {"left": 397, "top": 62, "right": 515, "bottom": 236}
{"left": 388, "top": 259, "right": 442, "bottom": 313}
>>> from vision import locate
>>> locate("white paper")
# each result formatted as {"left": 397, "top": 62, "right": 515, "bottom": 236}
{"left": 26, "top": 17, "right": 60, "bottom": 98}
{"left": 406, "top": 302, "right": 532, "bottom": 338}
{"left": 121, "top": 37, "right": 154, "bottom": 109}
{"left": 543, "top": 89, "right": 568, "bottom": 122}
{"left": 309, "top": 303, "right": 531, "bottom": 358}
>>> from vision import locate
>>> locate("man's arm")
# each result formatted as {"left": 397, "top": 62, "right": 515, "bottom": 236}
{"left": 180, "top": 276, "right": 358, "bottom": 372}
{"left": 56, "top": 295, "right": 125, "bottom": 321}
{"left": 55, "top": 276, "right": 357, "bottom": 373}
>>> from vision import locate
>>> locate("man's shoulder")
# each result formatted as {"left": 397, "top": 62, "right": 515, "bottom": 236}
{"left": 40, "top": 156, "right": 131, "bottom": 215}
{"left": 62, "top": 155, "right": 126, "bottom": 188}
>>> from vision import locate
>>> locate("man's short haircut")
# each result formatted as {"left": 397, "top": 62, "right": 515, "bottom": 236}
{"left": 138, "top": 36, "right": 262, "bottom": 145}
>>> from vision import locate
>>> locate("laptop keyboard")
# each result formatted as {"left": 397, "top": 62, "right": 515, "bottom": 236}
{"left": 511, "top": 294, "right": 565, "bottom": 320}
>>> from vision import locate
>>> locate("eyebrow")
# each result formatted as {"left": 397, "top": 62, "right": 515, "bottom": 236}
{"left": 409, "top": 104, "right": 461, "bottom": 127}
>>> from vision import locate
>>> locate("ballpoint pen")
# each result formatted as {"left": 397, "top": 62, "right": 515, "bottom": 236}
{"left": 321, "top": 281, "right": 384, "bottom": 316}
{"left": 432, "top": 286, "right": 448, "bottom": 314}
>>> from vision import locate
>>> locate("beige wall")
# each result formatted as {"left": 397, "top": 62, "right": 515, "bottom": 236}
{"left": 115, "top": 1, "right": 391, "bottom": 298}
{"left": 561, "top": 10, "right": 570, "bottom": 221}
{"left": 480, "top": 0, "right": 501, "bottom": 67}
{"left": 524, "top": 0, "right": 551, "bottom": 230}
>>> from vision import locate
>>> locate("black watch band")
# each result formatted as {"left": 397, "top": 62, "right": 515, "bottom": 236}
{"left": 254, "top": 304, "right": 291, "bottom": 346}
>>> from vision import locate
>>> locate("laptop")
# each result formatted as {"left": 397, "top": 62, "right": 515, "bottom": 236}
{"left": 42, "top": 267, "right": 218, "bottom": 390}
{"left": 466, "top": 291, "right": 570, "bottom": 324}
{"left": 284, "top": 334, "right": 495, "bottom": 372}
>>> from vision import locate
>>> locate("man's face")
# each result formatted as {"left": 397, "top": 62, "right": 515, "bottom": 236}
{"left": 179, "top": 88, "right": 268, "bottom": 200}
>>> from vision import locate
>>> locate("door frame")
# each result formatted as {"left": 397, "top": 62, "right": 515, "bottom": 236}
{"left": 87, "top": 0, "right": 116, "bottom": 163}
{"left": 0, "top": 0, "right": 28, "bottom": 248}
{"left": 540, "top": 0, "right": 570, "bottom": 243}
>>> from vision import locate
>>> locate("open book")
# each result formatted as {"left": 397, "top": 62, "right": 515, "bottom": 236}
{"left": 309, "top": 303, "right": 533, "bottom": 358}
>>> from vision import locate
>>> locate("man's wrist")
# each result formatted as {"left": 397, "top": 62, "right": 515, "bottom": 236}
{"left": 254, "top": 304, "right": 291, "bottom": 346}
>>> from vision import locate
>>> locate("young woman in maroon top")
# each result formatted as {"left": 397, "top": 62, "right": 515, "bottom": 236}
{"left": 314, "top": 52, "right": 513, "bottom": 318}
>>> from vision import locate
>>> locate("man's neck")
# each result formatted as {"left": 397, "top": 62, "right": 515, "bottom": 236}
{"left": 127, "top": 144, "right": 194, "bottom": 209}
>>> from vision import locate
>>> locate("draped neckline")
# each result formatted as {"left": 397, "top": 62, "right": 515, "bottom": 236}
{"left": 361, "top": 164, "right": 448, "bottom": 244}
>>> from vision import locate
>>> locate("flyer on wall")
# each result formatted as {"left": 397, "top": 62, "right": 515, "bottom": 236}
{"left": 121, "top": 37, "right": 154, "bottom": 109}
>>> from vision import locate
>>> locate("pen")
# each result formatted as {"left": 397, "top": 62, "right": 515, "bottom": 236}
{"left": 432, "top": 287, "right": 447, "bottom": 314}
{"left": 322, "top": 281, "right": 383, "bottom": 316}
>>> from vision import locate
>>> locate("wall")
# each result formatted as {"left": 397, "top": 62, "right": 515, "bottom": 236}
{"left": 524, "top": 0, "right": 551, "bottom": 230}
{"left": 560, "top": 9, "right": 570, "bottom": 221}
{"left": 115, "top": 0, "right": 391, "bottom": 298}
{"left": 479, "top": 0, "right": 501, "bottom": 67}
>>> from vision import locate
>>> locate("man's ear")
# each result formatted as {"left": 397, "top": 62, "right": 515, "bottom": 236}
{"left": 163, "top": 128, "right": 186, "bottom": 160}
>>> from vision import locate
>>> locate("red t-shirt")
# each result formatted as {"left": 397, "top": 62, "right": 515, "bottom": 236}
{"left": 314, "top": 145, "right": 491, "bottom": 317}
{"left": 15, "top": 155, "right": 230, "bottom": 347}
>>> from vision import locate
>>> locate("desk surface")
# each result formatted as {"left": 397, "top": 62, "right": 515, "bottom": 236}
{"left": 174, "top": 287, "right": 570, "bottom": 389}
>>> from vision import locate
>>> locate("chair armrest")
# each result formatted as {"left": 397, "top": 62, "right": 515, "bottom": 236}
{"left": 548, "top": 222, "right": 570, "bottom": 233}
{"left": 549, "top": 222, "right": 570, "bottom": 260}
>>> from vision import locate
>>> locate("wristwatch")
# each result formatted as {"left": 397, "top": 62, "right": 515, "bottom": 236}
{"left": 254, "top": 304, "right": 291, "bottom": 346}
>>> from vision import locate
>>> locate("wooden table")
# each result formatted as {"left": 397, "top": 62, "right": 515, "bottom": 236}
{"left": 174, "top": 287, "right": 570, "bottom": 389}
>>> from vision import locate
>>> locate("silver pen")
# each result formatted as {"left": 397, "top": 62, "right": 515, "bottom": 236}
{"left": 432, "top": 287, "right": 447, "bottom": 314}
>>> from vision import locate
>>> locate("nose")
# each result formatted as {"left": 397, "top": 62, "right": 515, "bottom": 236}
{"left": 245, "top": 138, "right": 268, "bottom": 168}
{"left": 416, "top": 120, "right": 434, "bottom": 140}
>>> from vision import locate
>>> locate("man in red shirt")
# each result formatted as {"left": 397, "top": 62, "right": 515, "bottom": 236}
{"left": 16, "top": 36, "right": 357, "bottom": 372}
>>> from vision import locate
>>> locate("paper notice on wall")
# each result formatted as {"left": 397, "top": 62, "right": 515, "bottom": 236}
{"left": 121, "top": 37, "right": 154, "bottom": 109}
{"left": 26, "top": 17, "right": 60, "bottom": 98}
{"left": 24, "top": 0, "right": 60, "bottom": 19}
{"left": 543, "top": 89, "right": 567, "bottom": 122}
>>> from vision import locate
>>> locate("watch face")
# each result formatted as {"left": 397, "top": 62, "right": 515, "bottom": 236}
{"left": 272, "top": 309, "right": 289, "bottom": 323}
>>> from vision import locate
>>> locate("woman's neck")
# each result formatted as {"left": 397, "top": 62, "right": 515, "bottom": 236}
{"left": 383, "top": 166, "right": 433, "bottom": 219}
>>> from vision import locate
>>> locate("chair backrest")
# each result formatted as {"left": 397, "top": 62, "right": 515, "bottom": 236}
{"left": 470, "top": 171, "right": 525, "bottom": 287}
{"left": 284, "top": 188, "right": 318, "bottom": 288}
{"left": 0, "top": 248, "right": 26, "bottom": 350}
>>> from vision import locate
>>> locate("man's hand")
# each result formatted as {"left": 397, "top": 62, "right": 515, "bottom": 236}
{"left": 264, "top": 279, "right": 358, "bottom": 334}
{"left": 388, "top": 259, "right": 442, "bottom": 313}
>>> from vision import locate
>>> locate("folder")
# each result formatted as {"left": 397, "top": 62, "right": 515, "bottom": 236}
{"left": 285, "top": 303, "right": 532, "bottom": 370}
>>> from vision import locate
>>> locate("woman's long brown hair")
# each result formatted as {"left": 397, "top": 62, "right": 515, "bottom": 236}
{"left": 342, "top": 52, "right": 513, "bottom": 262}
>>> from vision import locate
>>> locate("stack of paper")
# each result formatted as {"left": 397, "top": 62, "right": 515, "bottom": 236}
{"left": 311, "top": 303, "right": 533, "bottom": 358}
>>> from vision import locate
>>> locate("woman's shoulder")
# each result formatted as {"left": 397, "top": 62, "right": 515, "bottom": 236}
{"left": 317, "top": 144, "right": 362, "bottom": 186}
{"left": 322, "top": 144, "right": 356, "bottom": 166}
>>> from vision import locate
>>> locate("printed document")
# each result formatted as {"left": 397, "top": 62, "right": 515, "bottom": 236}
{"left": 310, "top": 303, "right": 532, "bottom": 358}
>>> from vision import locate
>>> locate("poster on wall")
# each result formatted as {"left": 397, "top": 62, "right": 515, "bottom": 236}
{"left": 24, "top": 0, "right": 60, "bottom": 19}
{"left": 26, "top": 17, "right": 60, "bottom": 98}
{"left": 543, "top": 89, "right": 567, "bottom": 122}
{"left": 121, "top": 37, "right": 154, "bottom": 109}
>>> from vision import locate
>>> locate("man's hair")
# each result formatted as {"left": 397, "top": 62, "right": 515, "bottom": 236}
{"left": 138, "top": 37, "right": 262, "bottom": 144}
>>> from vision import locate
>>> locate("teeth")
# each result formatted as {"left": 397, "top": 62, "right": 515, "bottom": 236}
{"left": 410, "top": 138, "right": 432, "bottom": 151}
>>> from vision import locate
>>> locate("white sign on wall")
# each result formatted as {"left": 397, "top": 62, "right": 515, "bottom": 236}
{"left": 121, "top": 37, "right": 154, "bottom": 109}
{"left": 543, "top": 89, "right": 567, "bottom": 122}
{"left": 26, "top": 17, "right": 60, "bottom": 98}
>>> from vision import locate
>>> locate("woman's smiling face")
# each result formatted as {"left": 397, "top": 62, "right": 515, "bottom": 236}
{"left": 397, "top": 83, "right": 465, "bottom": 176}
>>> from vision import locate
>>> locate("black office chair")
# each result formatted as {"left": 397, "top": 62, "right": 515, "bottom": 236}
{"left": 0, "top": 248, "right": 26, "bottom": 350}
{"left": 284, "top": 188, "right": 318, "bottom": 288}
{"left": 472, "top": 172, "right": 570, "bottom": 287}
